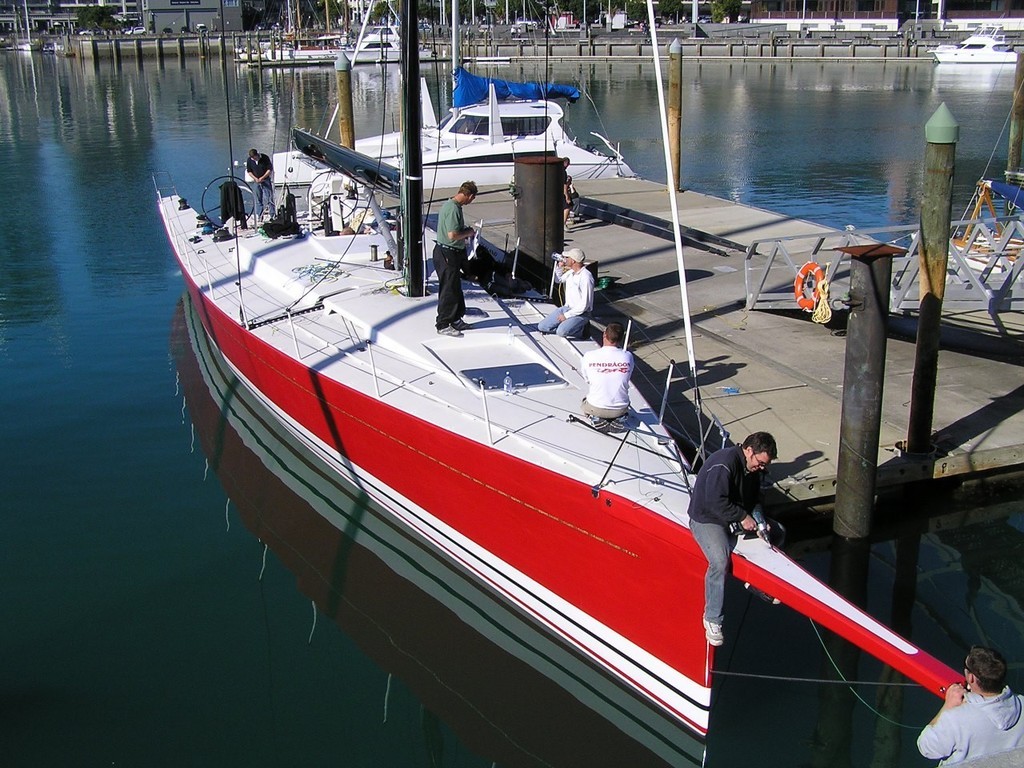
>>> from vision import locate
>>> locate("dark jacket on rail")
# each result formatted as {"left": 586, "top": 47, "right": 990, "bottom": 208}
{"left": 220, "top": 180, "right": 247, "bottom": 229}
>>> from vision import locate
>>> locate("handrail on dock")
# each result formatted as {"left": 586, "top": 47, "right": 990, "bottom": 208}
{"left": 743, "top": 215, "right": 1024, "bottom": 321}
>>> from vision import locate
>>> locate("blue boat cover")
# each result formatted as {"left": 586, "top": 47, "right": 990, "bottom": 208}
{"left": 452, "top": 66, "right": 580, "bottom": 108}
{"left": 988, "top": 180, "right": 1024, "bottom": 207}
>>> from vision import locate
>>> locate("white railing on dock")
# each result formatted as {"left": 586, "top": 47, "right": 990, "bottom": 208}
{"left": 743, "top": 216, "right": 1024, "bottom": 319}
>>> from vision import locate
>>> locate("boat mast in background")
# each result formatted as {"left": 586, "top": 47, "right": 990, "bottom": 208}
{"left": 401, "top": 0, "right": 424, "bottom": 296}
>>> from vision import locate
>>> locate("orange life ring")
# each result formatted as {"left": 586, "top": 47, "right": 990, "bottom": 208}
{"left": 794, "top": 261, "right": 825, "bottom": 311}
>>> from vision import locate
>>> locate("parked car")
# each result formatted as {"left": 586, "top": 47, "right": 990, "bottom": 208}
{"left": 129, "top": 26, "right": 147, "bottom": 34}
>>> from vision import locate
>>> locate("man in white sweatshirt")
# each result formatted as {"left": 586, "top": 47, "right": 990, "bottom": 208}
{"left": 580, "top": 321, "right": 633, "bottom": 428}
{"left": 538, "top": 248, "right": 593, "bottom": 339}
{"left": 918, "top": 645, "right": 1024, "bottom": 765}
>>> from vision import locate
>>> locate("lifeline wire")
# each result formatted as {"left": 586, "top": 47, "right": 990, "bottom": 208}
{"left": 711, "top": 669, "right": 921, "bottom": 687}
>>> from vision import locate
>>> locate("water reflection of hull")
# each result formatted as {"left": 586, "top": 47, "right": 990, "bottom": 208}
{"left": 171, "top": 295, "right": 703, "bottom": 767}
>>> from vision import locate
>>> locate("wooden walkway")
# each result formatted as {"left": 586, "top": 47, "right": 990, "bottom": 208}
{"left": 426, "top": 178, "right": 1024, "bottom": 511}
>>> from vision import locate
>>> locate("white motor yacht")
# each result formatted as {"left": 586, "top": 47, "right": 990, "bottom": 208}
{"left": 347, "top": 24, "right": 434, "bottom": 64}
{"left": 932, "top": 25, "right": 1018, "bottom": 64}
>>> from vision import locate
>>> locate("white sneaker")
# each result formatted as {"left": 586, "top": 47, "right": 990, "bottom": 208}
{"left": 703, "top": 618, "right": 724, "bottom": 646}
{"left": 436, "top": 325, "right": 463, "bottom": 338}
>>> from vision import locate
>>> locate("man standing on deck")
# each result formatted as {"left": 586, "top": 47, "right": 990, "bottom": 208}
{"left": 918, "top": 645, "right": 1024, "bottom": 765}
{"left": 688, "top": 431, "right": 777, "bottom": 646}
{"left": 434, "top": 181, "right": 478, "bottom": 338}
{"left": 246, "top": 148, "right": 274, "bottom": 221}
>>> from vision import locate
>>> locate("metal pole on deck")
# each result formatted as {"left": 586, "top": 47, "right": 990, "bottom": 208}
{"left": 335, "top": 52, "right": 355, "bottom": 148}
{"left": 668, "top": 39, "right": 682, "bottom": 191}
{"left": 833, "top": 244, "right": 903, "bottom": 540}
{"left": 1009, "top": 57, "right": 1024, "bottom": 174}
{"left": 907, "top": 104, "right": 958, "bottom": 457}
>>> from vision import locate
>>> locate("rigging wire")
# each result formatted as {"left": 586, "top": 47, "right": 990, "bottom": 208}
{"left": 217, "top": 0, "right": 247, "bottom": 323}
{"left": 644, "top": 0, "right": 706, "bottom": 459}
{"left": 809, "top": 619, "right": 926, "bottom": 729}
{"left": 716, "top": 596, "right": 928, "bottom": 734}
{"left": 957, "top": 59, "right": 1024, "bottom": 220}
{"left": 712, "top": 668, "right": 923, "bottom": 688}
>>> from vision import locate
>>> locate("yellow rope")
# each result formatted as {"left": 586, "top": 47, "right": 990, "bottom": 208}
{"left": 811, "top": 274, "right": 831, "bottom": 325}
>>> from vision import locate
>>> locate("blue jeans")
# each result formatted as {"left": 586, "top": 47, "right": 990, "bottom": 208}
{"left": 538, "top": 305, "right": 588, "bottom": 338}
{"left": 690, "top": 520, "right": 734, "bottom": 625}
{"left": 255, "top": 179, "right": 275, "bottom": 219}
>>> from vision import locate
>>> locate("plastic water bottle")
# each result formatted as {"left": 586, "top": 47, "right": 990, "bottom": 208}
{"left": 503, "top": 371, "right": 514, "bottom": 396}
{"left": 506, "top": 323, "right": 514, "bottom": 345}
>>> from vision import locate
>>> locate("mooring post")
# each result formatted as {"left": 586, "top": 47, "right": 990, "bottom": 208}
{"left": 833, "top": 244, "right": 904, "bottom": 539}
{"left": 1009, "top": 57, "right": 1024, "bottom": 173}
{"left": 668, "top": 39, "right": 682, "bottom": 191}
{"left": 907, "top": 104, "right": 958, "bottom": 456}
{"left": 335, "top": 52, "right": 355, "bottom": 148}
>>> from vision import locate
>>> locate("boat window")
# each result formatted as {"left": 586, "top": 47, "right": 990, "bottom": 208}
{"left": 461, "top": 363, "right": 565, "bottom": 391}
{"left": 450, "top": 115, "right": 489, "bottom": 136}
{"left": 499, "top": 116, "right": 549, "bottom": 137}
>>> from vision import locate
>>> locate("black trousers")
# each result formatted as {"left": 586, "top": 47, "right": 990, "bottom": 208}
{"left": 434, "top": 244, "right": 466, "bottom": 330}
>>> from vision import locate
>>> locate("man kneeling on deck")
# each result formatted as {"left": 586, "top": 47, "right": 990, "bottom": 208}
{"left": 580, "top": 322, "right": 633, "bottom": 431}
{"left": 689, "top": 432, "right": 778, "bottom": 647}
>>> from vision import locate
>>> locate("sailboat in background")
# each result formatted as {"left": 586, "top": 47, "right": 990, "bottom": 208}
{"left": 16, "top": 0, "right": 37, "bottom": 52}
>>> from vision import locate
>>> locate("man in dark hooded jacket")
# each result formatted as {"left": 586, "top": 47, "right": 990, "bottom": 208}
{"left": 688, "top": 431, "right": 776, "bottom": 647}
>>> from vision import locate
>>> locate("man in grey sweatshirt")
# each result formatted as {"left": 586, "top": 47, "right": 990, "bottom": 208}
{"left": 918, "top": 645, "right": 1024, "bottom": 765}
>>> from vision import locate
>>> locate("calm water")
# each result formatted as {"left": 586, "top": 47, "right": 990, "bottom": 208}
{"left": 2, "top": 51, "right": 1022, "bottom": 767}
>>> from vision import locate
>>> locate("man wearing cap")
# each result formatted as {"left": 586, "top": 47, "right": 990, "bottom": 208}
{"left": 538, "top": 248, "right": 593, "bottom": 339}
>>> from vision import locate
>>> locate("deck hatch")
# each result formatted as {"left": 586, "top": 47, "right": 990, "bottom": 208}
{"left": 461, "top": 363, "right": 564, "bottom": 391}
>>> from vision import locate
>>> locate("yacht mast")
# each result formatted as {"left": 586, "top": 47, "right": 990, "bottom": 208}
{"left": 401, "top": 0, "right": 424, "bottom": 296}
{"left": 451, "top": 0, "right": 460, "bottom": 70}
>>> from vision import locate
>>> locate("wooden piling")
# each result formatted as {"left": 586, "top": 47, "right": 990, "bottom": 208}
{"left": 335, "top": 53, "right": 355, "bottom": 148}
{"left": 1009, "top": 56, "right": 1024, "bottom": 173}
{"left": 833, "top": 244, "right": 903, "bottom": 539}
{"left": 667, "top": 40, "right": 682, "bottom": 192}
{"left": 907, "top": 104, "right": 958, "bottom": 457}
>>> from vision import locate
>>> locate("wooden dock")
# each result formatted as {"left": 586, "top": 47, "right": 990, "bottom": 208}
{"left": 433, "top": 178, "right": 1024, "bottom": 513}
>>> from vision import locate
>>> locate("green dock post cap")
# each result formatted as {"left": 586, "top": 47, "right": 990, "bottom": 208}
{"left": 925, "top": 102, "right": 959, "bottom": 144}
{"left": 335, "top": 51, "right": 351, "bottom": 71}
{"left": 669, "top": 39, "right": 681, "bottom": 54}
